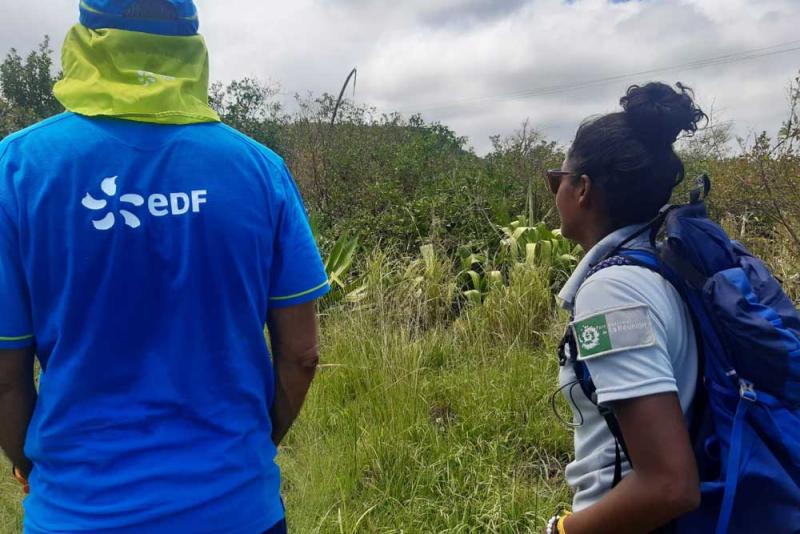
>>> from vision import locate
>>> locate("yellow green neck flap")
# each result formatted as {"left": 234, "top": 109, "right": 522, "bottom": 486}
{"left": 54, "top": 24, "right": 220, "bottom": 125}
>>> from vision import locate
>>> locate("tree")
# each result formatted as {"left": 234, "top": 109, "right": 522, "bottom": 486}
{"left": 485, "top": 121, "right": 564, "bottom": 226}
{"left": 0, "top": 37, "right": 63, "bottom": 138}
{"left": 734, "top": 74, "right": 800, "bottom": 248}
{"left": 209, "top": 77, "right": 286, "bottom": 151}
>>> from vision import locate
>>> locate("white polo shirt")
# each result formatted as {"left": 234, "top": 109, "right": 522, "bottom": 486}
{"left": 557, "top": 225, "right": 698, "bottom": 511}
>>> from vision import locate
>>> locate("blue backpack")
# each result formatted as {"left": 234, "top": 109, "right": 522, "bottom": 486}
{"left": 563, "top": 175, "right": 800, "bottom": 533}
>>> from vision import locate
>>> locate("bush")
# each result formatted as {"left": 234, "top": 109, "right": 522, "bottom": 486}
{"left": 458, "top": 262, "right": 555, "bottom": 349}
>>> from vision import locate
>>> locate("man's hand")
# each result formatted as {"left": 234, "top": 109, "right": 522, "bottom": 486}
{"left": 267, "top": 301, "right": 321, "bottom": 446}
{"left": 0, "top": 347, "right": 37, "bottom": 478}
{"left": 13, "top": 465, "right": 30, "bottom": 494}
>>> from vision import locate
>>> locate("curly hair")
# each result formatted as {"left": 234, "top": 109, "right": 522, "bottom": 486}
{"left": 568, "top": 82, "right": 707, "bottom": 229}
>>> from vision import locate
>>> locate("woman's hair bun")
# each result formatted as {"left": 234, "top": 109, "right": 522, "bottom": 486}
{"left": 620, "top": 82, "right": 706, "bottom": 148}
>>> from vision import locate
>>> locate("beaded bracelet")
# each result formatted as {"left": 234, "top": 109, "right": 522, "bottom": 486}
{"left": 546, "top": 508, "right": 572, "bottom": 534}
{"left": 545, "top": 514, "right": 559, "bottom": 534}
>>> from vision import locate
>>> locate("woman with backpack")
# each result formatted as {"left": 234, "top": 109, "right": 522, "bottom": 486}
{"left": 547, "top": 79, "right": 800, "bottom": 533}
{"left": 545, "top": 82, "right": 707, "bottom": 533}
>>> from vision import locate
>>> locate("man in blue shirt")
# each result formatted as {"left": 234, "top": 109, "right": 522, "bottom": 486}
{"left": 0, "top": 1, "right": 330, "bottom": 532}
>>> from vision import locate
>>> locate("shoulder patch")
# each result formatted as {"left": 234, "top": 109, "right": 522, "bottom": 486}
{"left": 571, "top": 305, "right": 656, "bottom": 360}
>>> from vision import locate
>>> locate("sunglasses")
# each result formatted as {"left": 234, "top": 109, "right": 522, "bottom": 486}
{"left": 545, "top": 169, "right": 578, "bottom": 195}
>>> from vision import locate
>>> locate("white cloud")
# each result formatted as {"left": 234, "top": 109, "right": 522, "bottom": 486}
{"left": 1, "top": 0, "right": 799, "bottom": 153}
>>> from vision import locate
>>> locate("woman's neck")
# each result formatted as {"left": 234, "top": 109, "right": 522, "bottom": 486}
{"left": 577, "top": 221, "right": 614, "bottom": 252}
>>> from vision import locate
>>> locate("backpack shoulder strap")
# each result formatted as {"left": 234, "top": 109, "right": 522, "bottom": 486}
{"left": 567, "top": 249, "right": 661, "bottom": 487}
{"left": 572, "top": 356, "right": 633, "bottom": 487}
{"left": 584, "top": 249, "right": 662, "bottom": 283}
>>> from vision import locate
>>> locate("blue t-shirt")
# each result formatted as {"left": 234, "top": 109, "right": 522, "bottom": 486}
{"left": 0, "top": 113, "right": 330, "bottom": 533}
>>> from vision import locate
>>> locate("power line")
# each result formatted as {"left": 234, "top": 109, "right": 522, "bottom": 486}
{"left": 407, "top": 41, "right": 800, "bottom": 113}
{"left": 400, "top": 39, "right": 800, "bottom": 115}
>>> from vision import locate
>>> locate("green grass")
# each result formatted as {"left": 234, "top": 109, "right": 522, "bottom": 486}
{"left": 277, "top": 259, "right": 572, "bottom": 532}
{"left": 279, "top": 319, "right": 571, "bottom": 532}
{"left": 0, "top": 260, "right": 573, "bottom": 533}
{"left": 1, "top": 456, "right": 23, "bottom": 533}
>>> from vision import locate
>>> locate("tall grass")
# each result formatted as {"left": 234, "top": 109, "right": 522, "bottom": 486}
{"left": 278, "top": 250, "right": 572, "bottom": 532}
{"left": 0, "top": 456, "right": 23, "bottom": 533}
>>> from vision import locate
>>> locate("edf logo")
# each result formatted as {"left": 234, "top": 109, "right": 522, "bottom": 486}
{"left": 147, "top": 190, "right": 208, "bottom": 218}
{"left": 82, "top": 176, "right": 208, "bottom": 231}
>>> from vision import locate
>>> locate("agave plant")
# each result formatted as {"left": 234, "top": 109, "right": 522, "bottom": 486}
{"left": 321, "top": 234, "right": 365, "bottom": 305}
{"left": 501, "top": 218, "right": 581, "bottom": 271}
{"left": 456, "top": 219, "right": 584, "bottom": 307}
{"left": 458, "top": 248, "right": 502, "bottom": 306}
{"left": 326, "top": 235, "right": 358, "bottom": 289}
{"left": 525, "top": 229, "right": 581, "bottom": 272}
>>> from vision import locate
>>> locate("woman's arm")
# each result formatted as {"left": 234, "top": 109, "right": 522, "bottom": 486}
{"left": 562, "top": 392, "right": 700, "bottom": 534}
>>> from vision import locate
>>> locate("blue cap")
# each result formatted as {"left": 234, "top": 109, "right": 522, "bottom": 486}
{"left": 79, "top": 0, "right": 199, "bottom": 36}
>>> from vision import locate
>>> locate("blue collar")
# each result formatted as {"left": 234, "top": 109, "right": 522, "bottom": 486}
{"left": 557, "top": 223, "right": 652, "bottom": 311}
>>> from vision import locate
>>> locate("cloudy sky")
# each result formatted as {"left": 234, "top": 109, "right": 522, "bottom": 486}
{"left": 1, "top": 0, "right": 799, "bottom": 153}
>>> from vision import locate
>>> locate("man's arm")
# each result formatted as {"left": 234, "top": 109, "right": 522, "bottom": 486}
{"left": 267, "top": 301, "right": 321, "bottom": 446}
{"left": 560, "top": 392, "right": 700, "bottom": 534}
{"left": 0, "top": 347, "right": 36, "bottom": 478}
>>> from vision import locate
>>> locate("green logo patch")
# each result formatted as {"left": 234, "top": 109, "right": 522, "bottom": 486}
{"left": 573, "top": 314, "right": 612, "bottom": 358}
{"left": 571, "top": 305, "right": 656, "bottom": 360}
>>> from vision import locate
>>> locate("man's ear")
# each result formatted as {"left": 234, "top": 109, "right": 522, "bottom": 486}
{"left": 576, "top": 174, "right": 592, "bottom": 207}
